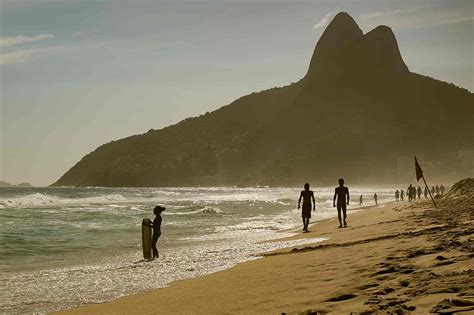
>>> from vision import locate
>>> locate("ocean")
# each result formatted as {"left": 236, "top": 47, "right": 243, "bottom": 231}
{"left": 0, "top": 186, "right": 395, "bottom": 314}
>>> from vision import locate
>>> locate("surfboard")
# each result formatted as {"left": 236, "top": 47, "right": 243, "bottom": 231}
{"left": 142, "top": 218, "right": 153, "bottom": 260}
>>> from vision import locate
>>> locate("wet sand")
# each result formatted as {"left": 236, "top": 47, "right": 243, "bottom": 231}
{"left": 55, "top": 189, "right": 473, "bottom": 314}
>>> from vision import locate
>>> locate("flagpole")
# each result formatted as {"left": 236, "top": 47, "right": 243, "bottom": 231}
{"left": 422, "top": 175, "right": 437, "bottom": 208}
{"left": 415, "top": 156, "right": 437, "bottom": 209}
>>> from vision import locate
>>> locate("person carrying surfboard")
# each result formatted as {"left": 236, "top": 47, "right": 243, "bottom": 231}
{"left": 149, "top": 206, "right": 165, "bottom": 259}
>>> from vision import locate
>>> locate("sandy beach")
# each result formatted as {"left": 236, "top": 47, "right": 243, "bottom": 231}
{"left": 56, "top": 180, "right": 474, "bottom": 314}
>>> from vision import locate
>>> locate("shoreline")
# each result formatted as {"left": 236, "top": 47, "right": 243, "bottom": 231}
{"left": 49, "top": 202, "right": 366, "bottom": 313}
{"left": 2, "top": 186, "right": 398, "bottom": 314}
{"left": 47, "top": 203, "right": 378, "bottom": 314}
{"left": 53, "top": 203, "right": 382, "bottom": 314}
{"left": 51, "top": 199, "right": 456, "bottom": 314}
{"left": 55, "top": 195, "right": 474, "bottom": 314}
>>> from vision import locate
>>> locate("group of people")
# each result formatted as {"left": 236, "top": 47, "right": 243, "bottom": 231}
{"left": 359, "top": 193, "right": 378, "bottom": 206}
{"left": 395, "top": 184, "right": 446, "bottom": 202}
{"left": 297, "top": 180, "right": 450, "bottom": 234}
{"left": 298, "top": 178, "right": 350, "bottom": 232}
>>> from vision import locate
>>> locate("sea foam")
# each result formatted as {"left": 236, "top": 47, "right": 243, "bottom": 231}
{"left": 0, "top": 193, "right": 128, "bottom": 208}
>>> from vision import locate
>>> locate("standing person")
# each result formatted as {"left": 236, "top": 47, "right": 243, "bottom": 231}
{"left": 408, "top": 184, "right": 414, "bottom": 202}
{"left": 424, "top": 187, "right": 428, "bottom": 198}
{"left": 417, "top": 186, "right": 422, "bottom": 200}
{"left": 435, "top": 185, "right": 440, "bottom": 196}
{"left": 431, "top": 186, "right": 436, "bottom": 196}
{"left": 298, "top": 183, "right": 315, "bottom": 232}
{"left": 395, "top": 190, "right": 399, "bottom": 201}
{"left": 374, "top": 193, "right": 378, "bottom": 205}
{"left": 400, "top": 189, "right": 404, "bottom": 201}
{"left": 359, "top": 195, "right": 363, "bottom": 206}
{"left": 440, "top": 184, "right": 445, "bottom": 195}
{"left": 333, "top": 178, "right": 350, "bottom": 228}
{"left": 149, "top": 205, "right": 165, "bottom": 259}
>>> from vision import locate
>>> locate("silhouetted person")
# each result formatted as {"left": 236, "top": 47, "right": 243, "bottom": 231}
{"left": 149, "top": 206, "right": 165, "bottom": 259}
{"left": 417, "top": 186, "right": 422, "bottom": 200}
{"left": 424, "top": 187, "right": 428, "bottom": 198}
{"left": 333, "top": 178, "right": 349, "bottom": 228}
{"left": 298, "top": 183, "right": 315, "bottom": 232}
{"left": 431, "top": 186, "right": 435, "bottom": 196}
{"left": 440, "top": 184, "right": 445, "bottom": 195}
{"left": 395, "top": 190, "right": 399, "bottom": 202}
{"left": 436, "top": 185, "right": 440, "bottom": 196}
{"left": 408, "top": 184, "right": 414, "bottom": 202}
{"left": 359, "top": 195, "right": 363, "bottom": 206}
{"left": 374, "top": 193, "right": 378, "bottom": 205}
{"left": 400, "top": 189, "right": 404, "bottom": 201}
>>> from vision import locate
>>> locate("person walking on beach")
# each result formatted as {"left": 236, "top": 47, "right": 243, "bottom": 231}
{"left": 149, "top": 206, "right": 165, "bottom": 259}
{"left": 431, "top": 186, "right": 436, "bottom": 196}
{"left": 298, "top": 183, "right": 315, "bottom": 232}
{"left": 395, "top": 190, "right": 399, "bottom": 202}
{"left": 333, "top": 178, "right": 350, "bottom": 228}
{"left": 440, "top": 184, "right": 445, "bottom": 195}
{"left": 360, "top": 195, "right": 363, "bottom": 206}
{"left": 417, "top": 186, "right": 422, "bottom": 200}
{"left": 400, "top": 189, "right": 404, "bottom": 201}
{"left": 374, "top": 193, "right": 378, "bottom": 205}
{"left": 424, "top": 187, "right": 428, "bottom": 199}
{"left": 436, "top": 185, "right": 440, "bottom": 196}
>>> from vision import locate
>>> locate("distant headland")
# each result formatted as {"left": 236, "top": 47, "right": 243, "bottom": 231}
{"left": 0, "top": 181, "right": 34, "bottom": 188}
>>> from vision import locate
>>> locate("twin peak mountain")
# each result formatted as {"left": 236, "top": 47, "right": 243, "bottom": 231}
{"left": 53, "top": 12, "right": 473, "bottom": 187}
{"left": 306, "top": 12, "right": 408, "bottom": 81}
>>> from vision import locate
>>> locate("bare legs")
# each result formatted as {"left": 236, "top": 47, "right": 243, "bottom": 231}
{"left": 302, "top": 217, "right": 310, "bottom": 232}
{"left": 337, "top": 204, "right": 347, "bottom": 228}
{"left": 151, "top": 231, "right": 161, "bottom": 259}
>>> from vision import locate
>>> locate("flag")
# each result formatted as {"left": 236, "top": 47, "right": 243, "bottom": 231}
{"left": 415, "top": 156, "right": 423, "bottom": 181}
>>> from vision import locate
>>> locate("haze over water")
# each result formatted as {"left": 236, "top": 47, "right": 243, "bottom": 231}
{"left": 0, "top": 186, "right": 394, "bottom": 313}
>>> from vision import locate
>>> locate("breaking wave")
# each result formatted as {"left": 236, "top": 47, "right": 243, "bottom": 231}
{"left": 0, "top": 193, "right": 128, "bottom": 208}
{"left": 167, "top": 206, "right": 223, "bottom": 216}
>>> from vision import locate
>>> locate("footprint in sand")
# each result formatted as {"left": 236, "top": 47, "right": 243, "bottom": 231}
{"left": 325, "top": 294, "right": 357, "bottom": 302}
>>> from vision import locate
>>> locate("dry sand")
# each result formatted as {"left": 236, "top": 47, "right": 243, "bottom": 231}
{"left": 56, "top": 180, "right": 474, "bottom": 314}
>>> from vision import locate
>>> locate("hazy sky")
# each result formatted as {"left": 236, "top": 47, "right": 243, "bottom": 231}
{"left": 1, "top": 0, "right": 473, "bottom": 186}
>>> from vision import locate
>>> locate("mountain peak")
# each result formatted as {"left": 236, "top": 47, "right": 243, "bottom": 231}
{"left": 330, "top": 12, "right": 360, "bottom": 29}
{"left": 306, "top": 12, "right": 363, "bottom": 79}
{"left": 311, "top": 12, "right": 362, "bottom": 53}
{"left": 358, "top": 25, "right": 409, "bottom": 73}
{"left": 306, "top": 12, "right": 409, "bottom": 80}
